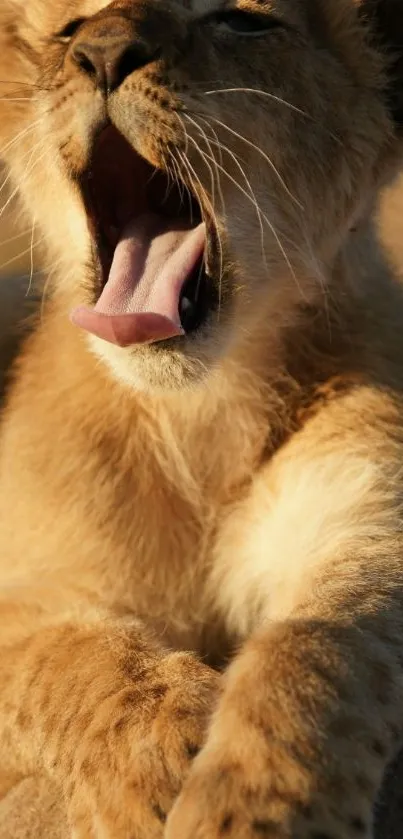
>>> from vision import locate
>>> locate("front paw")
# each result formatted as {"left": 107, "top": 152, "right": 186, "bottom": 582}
{"left": 164, "top": 731, "right": 308, "bottom": 839}
{"left": 66, "top": 652, "right": 220, "bottom": 838}
{"left": 165, "top": 733, "right": 371, "bottom": 839}
{"left": 165, "top": 663, "right": 373, "bottom": 839}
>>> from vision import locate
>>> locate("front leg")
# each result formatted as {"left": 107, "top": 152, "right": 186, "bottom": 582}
{"left": 166, "top": 391, "right": 403, "bottom": 838}
{"left": 0, "top": 587, "right": 220, "bottom": 838}
{"left": 167, "top": 614, "right": 402, "bottom": 838}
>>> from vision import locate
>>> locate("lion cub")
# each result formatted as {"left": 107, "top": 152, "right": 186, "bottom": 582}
{"left": 0, "top": 0, "right": 403, "bottom": 836}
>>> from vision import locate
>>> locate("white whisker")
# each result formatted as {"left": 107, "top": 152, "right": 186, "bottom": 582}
{"left": 203, "top": 87, "right": 309, "bottom": 117}
{"left": 183, "top": 119, "right": 227, "bottom": 310}
{"left": 177, "top": 145, "right": 224, "bottom": 315}
{"left": 0, "top": 119, "right": 42, "bottom": 159}
{"left": 178, "top": 135, "right": 225, "bottom": 316}
{"left": 187, "top": 119, "right": 269, "bottom": 282}
{"left": 198, "top": 112, "right": 303, "bottom": 210}
{"left": 192, "top": 143, "right": 301, "bottom": 293}
{"left": 0, "top": 234, "right": 45, "bottom": 273}
{"left": 26, "top": 218, "right": 36, "bottom": 297}
{"left": 0, "top": 98, "right": 36, "bottom": 103}
{"left": 183, "top": 130, "right": 222, "bottom": 303}
{"left": 198, "top": 125, "right": 269, "bottom": 280}
{"left": 0, "top": 140, "right": 47, "bottom": 221}
{"left": 201, "top": 87, "right": 342, "bottom": 145}
{"left": 0, "top": 227, "right": 33, "bottom": 247}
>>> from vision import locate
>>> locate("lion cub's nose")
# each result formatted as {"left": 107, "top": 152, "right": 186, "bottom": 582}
{"left": 71, "top": 15, "right": 158, "bottom": 94}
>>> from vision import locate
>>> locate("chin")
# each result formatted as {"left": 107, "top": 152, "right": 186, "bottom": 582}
{"left": 88, "top": 315, "right": 232, "bottom": 393}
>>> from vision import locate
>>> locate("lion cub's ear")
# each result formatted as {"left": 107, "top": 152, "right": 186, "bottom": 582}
{"left": 358, "top": 0, "right": 403, "bottom": 125}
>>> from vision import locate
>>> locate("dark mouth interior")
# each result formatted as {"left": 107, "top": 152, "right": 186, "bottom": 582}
{"left": 80, "top": 124, "right": 215, "bottom": 334}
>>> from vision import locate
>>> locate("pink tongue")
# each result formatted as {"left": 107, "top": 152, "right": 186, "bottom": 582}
{"left": 71, "top": 215, "right": 205, "bottom": 346}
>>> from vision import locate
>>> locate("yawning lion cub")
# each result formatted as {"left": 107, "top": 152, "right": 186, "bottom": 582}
{"left": 0, "top": 0, "right": 403, "bottom": 836}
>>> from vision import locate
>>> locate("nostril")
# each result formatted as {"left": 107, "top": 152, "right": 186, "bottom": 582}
{"left": 72, "top": 43, "right": 105, "bottom": 87}
{"left": 113, "top": 43, "right": 160, "bottom": 90}
{"left": 73, "top": 46, "right": 98, "bottom": 80}
{"left": 71, "top": 38, "right": 160, "bottom": 93}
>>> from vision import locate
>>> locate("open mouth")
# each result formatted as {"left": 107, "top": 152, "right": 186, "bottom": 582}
{"left": 71, "top": 124, "right": 217, "bottom": 347}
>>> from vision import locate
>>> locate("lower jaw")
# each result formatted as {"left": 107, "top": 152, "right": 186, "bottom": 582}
{"left": 85, "top": 305, "right": 232, "bottom": 394}
{"left": 88, "top": 331, "right": 210, "bottom": 393}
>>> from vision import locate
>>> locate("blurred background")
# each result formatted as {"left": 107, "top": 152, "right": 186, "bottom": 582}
{"left": 0, "top": 181, "right": 42, "bottom": 392}
{"left": 380, "top": 175, "right": 403, "bottom": 273}
{"left": 0, "top": 194, "right": 34, "bottom": 276}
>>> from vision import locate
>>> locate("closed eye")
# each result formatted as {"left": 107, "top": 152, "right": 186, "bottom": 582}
{"left": 212, "top": 9, "right": 285, "bottom": 36}
{"left": 55, "top": 18, "right": 87, "bottom": 42}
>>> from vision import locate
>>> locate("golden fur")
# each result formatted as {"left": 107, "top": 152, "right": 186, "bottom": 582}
{"left": 1, "top": 0, "right": 403, "bottom": 836}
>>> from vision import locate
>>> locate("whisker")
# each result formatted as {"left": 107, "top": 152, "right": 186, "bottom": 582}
{"left": 177, "top": 147, "right": 212, "bottom": 220}
{"left": 203, "top": 87, "right": 310, "bottom": 117}
{"left": 183, "top": 116, "right": 225, "bottom": 304}
{"left": 168, "top": 151, "right": 194, "bottom": 224}
{"left": 26, "top": 218, "right": 36, "bottom": 297}
{"left": 177, "top": 145, "right": 224, "bottom": 316}
{"left": 185, "top": 111, "right": 303, "bottom": 291}
{"left": 0, "top": 234, "right": 45, "bottom": 273}
{"left": 183, "top": 132, "right": 220, "bottom": 303}
{"left": 173, "top": 110, "right": 189, "bottom": 160}
{"left": 187, "top": 117, "right": 268, "bottom": 281}
{"left": 0, "top": 97, "right": 39, "bottom": 103}
{"left": 0, "top": 227, "right": 33, "bottom": 247}
{"left": 0, "top": 136, "right": 45, "bottom": 200}
{"left": 0, "top": 184, "right": 22, "bottom": 222}
{"left": 0, "top": 119, "right": 43, "bottom": 158}
{"left": 195, "top": 111, "right": 303, "bottom": 210}
{"left": 179, "top": 134, "right": 224, "bottom": 297}
{"left": 0, "top": 141, "right": 48, "bottom": 221}
{"left": 201, "top": 87, "right": 343, "bottom": 146}
{"left": 183, "top": 135, "right": 224, "bottom": 318}
{"left": 0, "top": 168, "right": 14, "bottom": 201}
{"left": 185, "top": 114, "right": 222, "bottom": 217}
{"left": 0, "top": 80, "right": 54, "bottom": 97}
{"left": 191, "top": 143, "right": 301, "bottom": 292}
{"left": 0, "top": 80, "right": 44, "bottom": 88}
